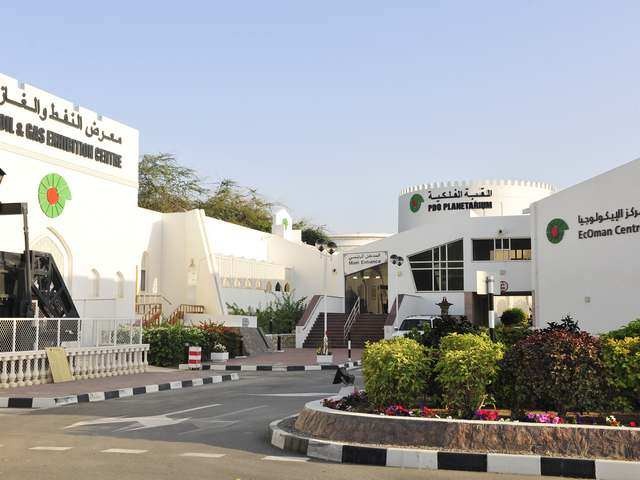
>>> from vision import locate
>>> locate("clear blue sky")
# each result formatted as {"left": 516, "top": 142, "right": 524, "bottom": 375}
{"left": 2, "top": 1, "right": 639, "bottom": 233}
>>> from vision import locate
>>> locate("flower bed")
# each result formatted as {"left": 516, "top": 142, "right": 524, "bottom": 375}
{"left": 295, "top": 398, "right": 640, "bottom": 461}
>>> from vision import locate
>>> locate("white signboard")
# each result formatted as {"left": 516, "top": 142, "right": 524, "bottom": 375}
{"left": 344, "top": 251, "right": 388, "bottom": 276}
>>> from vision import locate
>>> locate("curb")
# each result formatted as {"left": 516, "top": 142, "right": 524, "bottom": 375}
{"left": 269, "top": 416, "right": 640, "bottom": 480}
{"left": 179, "top": 361, "right": 362, "bottom": 372}
{"left": 0, "top": 373, "right": 240, "bottom": 409}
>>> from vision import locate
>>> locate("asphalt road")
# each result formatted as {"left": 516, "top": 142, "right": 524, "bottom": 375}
{"left": 0, "top": 370, "right": 560, "bottom": 480}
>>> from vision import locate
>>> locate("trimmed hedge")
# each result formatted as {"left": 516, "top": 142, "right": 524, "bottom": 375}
{"left": 144, "top": 322, "right": 242, "bottom": 367}
{"left": 500, "top": 308, "right": 527, "bottom": 326}
{"left": 362, "top": 337, "right": 432, "bottom": 408}
{"left": 601, "top": 336, "right": 640, "bottom": 411}
{"left": 435, "top": 333, "right": 504, "bottom": 418}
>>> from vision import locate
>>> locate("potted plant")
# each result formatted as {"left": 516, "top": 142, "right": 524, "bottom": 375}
{"left": 316, "top": 337, "right": 333, "bottom": 364}
{"left": 210, "top": 343, "right": 229, "bottom": 363}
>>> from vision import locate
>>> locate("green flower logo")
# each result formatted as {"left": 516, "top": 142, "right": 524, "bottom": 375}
{"left": 409, "top": 193, "right": 424, "bottom": 213}
{"left": 546, "top": 218, "right": 569, "bottom": 244}
{"left": 38, "top": 173, "right": 71, "bottom": 218}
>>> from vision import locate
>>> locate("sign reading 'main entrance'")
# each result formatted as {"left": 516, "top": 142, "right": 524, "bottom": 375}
{"left": 344, "top": 251, "right": 388, "bottom": 275}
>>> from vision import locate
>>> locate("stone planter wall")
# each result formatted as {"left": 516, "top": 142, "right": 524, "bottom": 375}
{"left": 294, "top": 400, "right": 640, "bottom": 461}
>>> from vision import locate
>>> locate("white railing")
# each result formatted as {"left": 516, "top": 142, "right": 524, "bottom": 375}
{"left": 0, "top": 318, "right": 143, "bottom": 353}
{"left": 0, "top": 345, "right": 149, "bottom": 388}
{"left": 343, "top": 297, "right": 360, "bottom": 340}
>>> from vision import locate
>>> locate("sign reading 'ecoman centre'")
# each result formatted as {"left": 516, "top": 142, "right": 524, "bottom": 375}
{"left": 0, "top": 85, "right": 122, "bottom": 169}
{"left": 577, "top": 206, "right": 640, "bottom": 240}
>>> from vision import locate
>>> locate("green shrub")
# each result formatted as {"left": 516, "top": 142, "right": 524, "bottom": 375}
{"left": 198, "top": 322, "right": 243, "bottom": 358}
{"left": 419, "top": 315, "right": 480, "bottom": 348}
{"left": 227, "top": 291, "right": 306, "bottom": 334}
{"left": 496, "top": 329, "right": 605, "bottom": 416}
{"left": 603, "top": 319, "right": 640, "bottom": 340}
{"left": 500, "top": 308, "right": 527, "bottom": 326}
{"left": 362, "top": 337, "right": 432, "bottom": 408}
{"left": 143, "top": 324, "right": 205, "bottom": 367}
{"left": 495, "top": 323, "right": 531, "bottom": 348}
{"left": 435, "top": 333, "right": 504, "bottom": 418}
{"left": 601, "top": 337, "right": 640, "bottom": 411}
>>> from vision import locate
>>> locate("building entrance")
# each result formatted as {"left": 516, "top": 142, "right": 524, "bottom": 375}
{"left": 345, "top": 263, "right": 388, "bottom": 315}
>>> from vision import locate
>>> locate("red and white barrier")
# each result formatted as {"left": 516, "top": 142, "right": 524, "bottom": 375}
{"left": 188, "top": 346, "right": 202, "bottom": 369}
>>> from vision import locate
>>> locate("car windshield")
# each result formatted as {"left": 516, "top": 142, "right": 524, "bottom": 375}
{"left": 400, "top": 318, "right": 426, "bottom": 330}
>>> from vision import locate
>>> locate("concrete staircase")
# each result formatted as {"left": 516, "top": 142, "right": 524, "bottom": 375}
{"left": 302, "top": 312, "right": 386, "bottom": 349}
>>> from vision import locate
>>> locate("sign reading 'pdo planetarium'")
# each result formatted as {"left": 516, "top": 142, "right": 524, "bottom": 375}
{"left": 0, "top": 84, "right": 123, "bottom": 169}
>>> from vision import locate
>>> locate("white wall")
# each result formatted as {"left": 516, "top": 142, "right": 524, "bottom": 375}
{"left": 0, "top": 73, "right": 140, "bottom": 318}
{"left": 531, "top": 158, "right": 640, "bottom": 333}
{"left": 399, "top": 180, "right": 555, "bottom": 232}
{"left": 345, "top": 214, "right": 533, "bottom": 317}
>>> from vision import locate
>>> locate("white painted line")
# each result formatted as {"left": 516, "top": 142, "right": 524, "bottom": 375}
{"left": 145, "top": 384, "right": 159, "bottom": 393}
{"left": 180, "top": 452, "right": 226, "bottom": 459}
{"left": 29, "top": 446, "right": 73, "bottom": 451}
{"left": 164, "top": 403, "right": 221, "bottom": 416}
{"left": 32, "top": 398, "right": 56, "bottom": 409}
{"left": 262, "top": 456, "right": 309, "bottom": 462}
{"left": 169, "top": 381, "right": 182, "bottom": 389}
{"left": 248, "top": 393, "right": 334, "bottom": 397}
{"left": 101, "top": 448, "right": 148, "bottom": 454}
{"left": 191, "top": 378, "right": 204, "bottom": 386}
{"left": 0, "top": 398, "right": 9, "bottom": 408}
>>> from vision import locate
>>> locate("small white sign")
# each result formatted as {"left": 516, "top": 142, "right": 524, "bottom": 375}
{"left": 343, "top": 251, "right": 388, "bottom": 275}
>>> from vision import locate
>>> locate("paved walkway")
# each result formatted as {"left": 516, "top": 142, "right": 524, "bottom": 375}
{"left": 1, "top": 366, "right": 231, "bottom": 397}
{"left": 225, "top": 348, "right": 362, "bottom": 366}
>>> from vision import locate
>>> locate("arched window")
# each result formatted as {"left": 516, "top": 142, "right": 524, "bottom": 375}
{"left": 283, "top": 283, "right": 291, "bottom": 293}
{"left": 275, "top": 282, "right": 282, "bottom": 292}
{"left": 265, "top": 281, "right": 272, "bottom": 292}
{"left": 90, "top": 269, "right": 100, "bottom": 298}
{"left": 116, "top": 272, "right": 125, "bottom": 299}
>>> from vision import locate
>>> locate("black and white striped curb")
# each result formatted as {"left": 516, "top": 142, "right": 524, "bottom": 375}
{"left": 179, "top": 360, "right": 362, "bottom": 372}
{"left": 0, "top": 373, "right": 240, "bottom": 409}
{"left": 269, "top": 416, "right": 640, "bottom": 480}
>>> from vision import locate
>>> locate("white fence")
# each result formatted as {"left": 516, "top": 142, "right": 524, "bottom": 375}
{"left": 0, "top": 318, "right": 143, "bottom": 353}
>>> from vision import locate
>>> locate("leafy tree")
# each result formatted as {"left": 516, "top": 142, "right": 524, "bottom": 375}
{"left": 226, "top": 291, "right": 307, "bottom": 334}
{"left": 198, "top": 179, "right": 273, "bottom": 232}
{"left": 293, "top": 219, "right": 330, "bottom": 246}
{"left": 138, "top": 153, "right": 206, "bottom": 212}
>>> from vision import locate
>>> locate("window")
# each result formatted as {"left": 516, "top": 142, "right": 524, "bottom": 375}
{"left": 90, "top": 269, "right": 100, "bottom": 298}
{"left": 116, "top": 272, "right": 124, "bottom": 299}
{"left": 472, "top": 238, "right": 531, "bottom": 261}
{"left": 409, "top": 239, "right": 464, "bottom": 292}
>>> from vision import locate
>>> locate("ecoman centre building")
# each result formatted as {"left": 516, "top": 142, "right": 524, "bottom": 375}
{"left": 1, "top": 71, "right": 639, "bottom": 358}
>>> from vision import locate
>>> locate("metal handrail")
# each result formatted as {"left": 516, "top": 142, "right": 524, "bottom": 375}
{"left": 343, "top": 297, "right": 360, "bottom": 340}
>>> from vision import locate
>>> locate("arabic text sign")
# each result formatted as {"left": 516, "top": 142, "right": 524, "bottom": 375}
{"left": 0, "top": 83, "right": 123, "bottom": 169}
{"left": 410, "top": 187, "right": 494, "bottom": 214}
{"left": 344, "top": 251, "right": 388, "bottom": 275}
{"left": 576, "top": 205, "right": 640, "bottom": 241}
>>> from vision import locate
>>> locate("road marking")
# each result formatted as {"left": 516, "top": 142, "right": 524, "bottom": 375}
{"left": 262, "top": 456, "right": 309, "bottom": 462}
{"left": 29, "top": 446, "right": 73, "bottom": 451}
{"left": 248, "top": 393, "right": 335, "bottom": 397}
{"left": 180, "top": 452, "right": 226, "bottom": 458}
{"left": 164, "top": 403, "right": 221, "bottom": 416}
{"left": 101, "top": 448, "right": 148, "bottom": 454}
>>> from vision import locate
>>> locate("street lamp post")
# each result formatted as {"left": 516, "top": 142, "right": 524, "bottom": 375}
{"left": 316, "top": 240, "right": 337, "bottom": 355}
{"left": 0, "top": 168, "right": 34, "bottom": 317}
{"left": 389, "top": 254, "right": 404, "bottom": 324}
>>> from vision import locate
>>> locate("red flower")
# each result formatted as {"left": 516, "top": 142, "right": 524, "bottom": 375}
{"left": 630, "top": 421, "right": 637, "bottom": 428}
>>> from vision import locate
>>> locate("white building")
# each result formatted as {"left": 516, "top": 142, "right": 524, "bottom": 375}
{"left": 1, "top": 71, "right": 638, "bottom": 346}
{"left": 0, "top": 73, "right": 341, "bottom": 328}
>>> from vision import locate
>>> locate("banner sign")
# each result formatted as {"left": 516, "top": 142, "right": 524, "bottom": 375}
{"left": 344, "top": 251, "right": 388, "bottom": 276}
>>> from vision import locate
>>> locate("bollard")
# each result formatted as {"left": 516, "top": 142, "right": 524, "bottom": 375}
{"left": 277, "top": 334, "right": 282, "bottom": 352}
{"left": 347, "top": 337, "right": 352, "bottom": 362}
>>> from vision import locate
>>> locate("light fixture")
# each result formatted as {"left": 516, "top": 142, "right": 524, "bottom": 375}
{"left": 0, "top": 167, "right": 5, "bottom": 185}
{"left": 352, "top": 276, "right": 358, "bottom": 279}
{"left": 363, "top": 276, "right": 370, "bottom": 279}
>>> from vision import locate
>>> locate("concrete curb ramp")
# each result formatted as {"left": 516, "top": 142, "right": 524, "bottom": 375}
{"left": 269, "top": 416, "right": 640, "bottom": 480}
{"left": 179, "top": 361, "right": 362, "bottom": 372}
{"left": 0, "top": 373, "right": 240, "bottom": 409}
